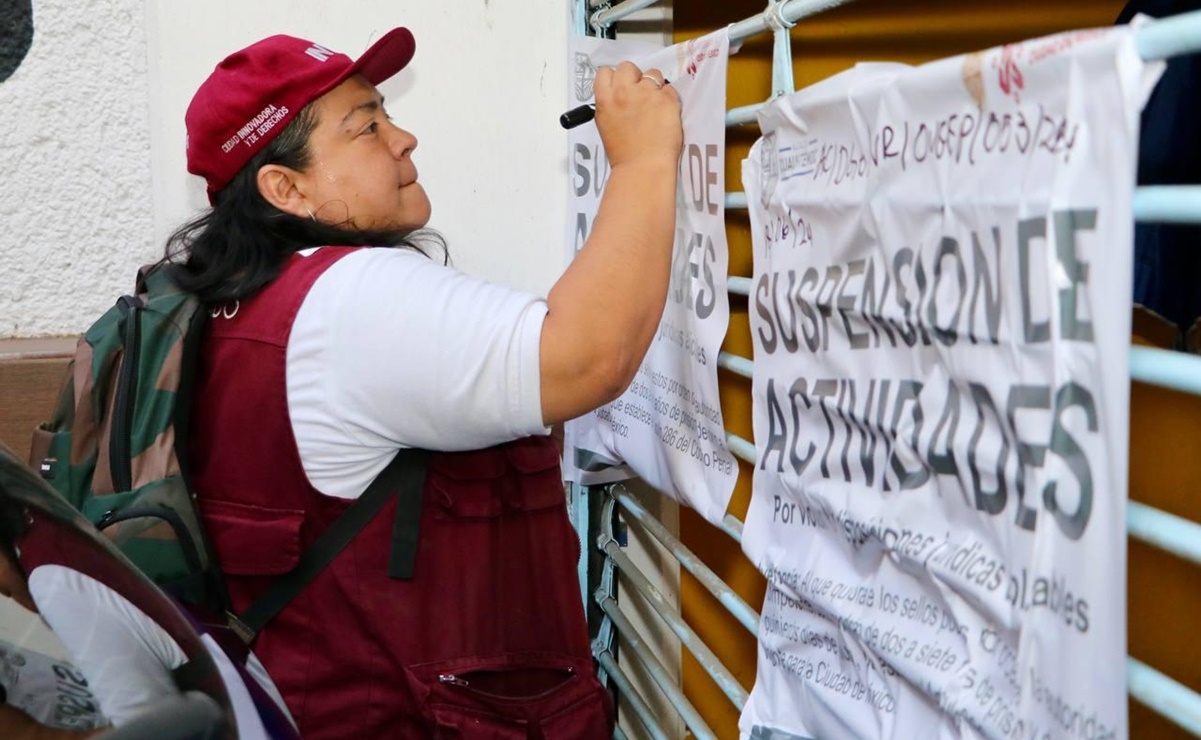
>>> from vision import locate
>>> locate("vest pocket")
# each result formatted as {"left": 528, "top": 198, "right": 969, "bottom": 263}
{"left": 198, "top": 498, "right": 304, "bottom": 576}
{"left": 501, "top": 438, "right": 566, "bottom": 513}
{"left": 429, "top": 438, "right": 567, "bottom": 520}
{"left": 405, "top": 651, "right": 613, "bottom": 739}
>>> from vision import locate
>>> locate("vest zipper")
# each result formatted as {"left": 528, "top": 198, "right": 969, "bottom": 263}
{"left": 111, "top": 295, "right": 143, "bottom": 493}
{"left": 436, "top": 667, "right": 576, "bottom": 699}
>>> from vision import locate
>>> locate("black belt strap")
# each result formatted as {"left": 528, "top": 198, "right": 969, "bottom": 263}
{"left": 231, "top": 448, "right": 429, "bottom": 644}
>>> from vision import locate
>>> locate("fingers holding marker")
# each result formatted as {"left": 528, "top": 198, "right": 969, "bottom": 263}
{"left": 611, "top": 60, "right": 644, "bottom": 86}
{"left": 595, "top": 62, "right": 670, "bottom": 85}
{"left": 610, "top": 63, "right": 672, "bottom": 98}
{"left": 594, "top": 63, "right": 614, "bottom": 92}
{"left": 640, "top": 68, "right": 666, "bottom": 88}
{"left": 594, "top": 62, "right": 682, "bottom": 168}
{"left": 561, "top": 65, "right": 673, "bottom": 129}
{"left": 644, "top": 67, "right": 680, "bottom": 107}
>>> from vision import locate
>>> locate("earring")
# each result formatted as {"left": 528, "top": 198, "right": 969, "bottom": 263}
{"left": 305, "top": 207, "right": 317, "bottom": 222}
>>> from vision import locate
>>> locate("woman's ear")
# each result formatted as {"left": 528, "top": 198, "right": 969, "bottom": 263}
{"left": 256, "top": 164, "right": 309, "bottom": 218}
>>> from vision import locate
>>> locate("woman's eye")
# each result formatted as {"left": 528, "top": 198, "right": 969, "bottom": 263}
{"left": 363, "top": 122, "right": 378, "bottom": 135}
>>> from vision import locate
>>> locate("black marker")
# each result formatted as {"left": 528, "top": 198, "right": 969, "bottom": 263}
{"left": 560, "top": 77, "right": 670, "bottom": 129}
{"left": 560, "top": 104, "right": 596, "bottom": 129}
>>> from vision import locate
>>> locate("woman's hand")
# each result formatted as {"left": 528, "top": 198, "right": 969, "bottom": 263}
{"left": 593, "top": 62, "right": 683, "bottom": 170}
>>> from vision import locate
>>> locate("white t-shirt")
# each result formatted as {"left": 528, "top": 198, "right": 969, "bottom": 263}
{"left": 28, "top": 565, "right": 292, "bottom": 737}
{"left": 29, "top": 566, "right": 184, "bottom": 727}
{"left": 287, "top": 248, "right": 551, "bottom": 499}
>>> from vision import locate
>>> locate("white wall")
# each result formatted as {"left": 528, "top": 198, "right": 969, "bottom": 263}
{"left": 2, "top": 0, "right": 574, "bottom": 338}
{"left": 0, "top": 0, "right": 156, "bottom": 337}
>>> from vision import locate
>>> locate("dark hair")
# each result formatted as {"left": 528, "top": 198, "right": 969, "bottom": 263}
{"left": 165, "top": 102, "right": 446, "bottom": 304}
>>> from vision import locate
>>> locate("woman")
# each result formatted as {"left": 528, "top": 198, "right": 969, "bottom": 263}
{"left": 171, "top": 25, "right": 681, "bottom": 739}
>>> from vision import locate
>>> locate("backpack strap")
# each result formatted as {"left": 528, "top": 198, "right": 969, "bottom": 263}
{"left": 173, "top": 305, "right": 231, "bottom": 614}
{"left": 229, "top": 448, "right": 430, "bottom": 644}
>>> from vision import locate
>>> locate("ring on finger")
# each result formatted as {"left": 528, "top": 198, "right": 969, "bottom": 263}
{"left": 641, "top": 73, "right": 663, "bottom": 89}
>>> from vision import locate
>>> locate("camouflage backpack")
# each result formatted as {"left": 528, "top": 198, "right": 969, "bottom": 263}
{"left": 29, "top": 263, "right": 427, "bottom": 641}
{"left": 29, "top": 263, "right": 226, "bottom": 613}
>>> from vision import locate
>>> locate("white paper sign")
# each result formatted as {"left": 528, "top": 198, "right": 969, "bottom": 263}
{"left": 739, "top": 27, "right": 1162, "bottom": 740}
{"left": 564, "top": 30, "right": 738, "bottom": 525}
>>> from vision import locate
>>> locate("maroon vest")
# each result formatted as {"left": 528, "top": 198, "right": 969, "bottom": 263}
{"left": 190, "top": 248, "right": 612, "bottom": 739}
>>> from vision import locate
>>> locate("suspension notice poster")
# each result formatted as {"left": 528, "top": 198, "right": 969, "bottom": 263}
{"left": 563, "top": 29, "right": 737, "bottom": 526}
{"left": 739, "top": 26, "right": 1162, "bottom": 739}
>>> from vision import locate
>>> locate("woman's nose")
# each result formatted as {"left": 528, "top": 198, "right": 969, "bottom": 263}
{"left": 387, "top": 123, "right": 418, "bottom": 160}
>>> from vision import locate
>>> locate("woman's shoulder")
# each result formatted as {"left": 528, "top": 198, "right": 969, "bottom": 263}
{"left": 317, "top": 244, "right": 446, "bottom": 272}
{"left": 296, "top": 247, "right": 467, "bottom": 322}
{"left": 309, "top": 245, "right": 466, "bottom": 290}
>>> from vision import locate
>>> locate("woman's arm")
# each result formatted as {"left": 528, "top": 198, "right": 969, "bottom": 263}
{"left": 539, "top": 62, "right": 683, "bottom": 425}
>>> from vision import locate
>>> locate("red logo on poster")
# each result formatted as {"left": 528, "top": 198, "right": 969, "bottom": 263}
{"left": 994, "top": 45, "right": 1025, "bottom": 103}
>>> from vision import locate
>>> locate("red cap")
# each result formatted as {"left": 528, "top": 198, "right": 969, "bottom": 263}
{"left": 185, "top": 27, "right": 415, "bottom": 202}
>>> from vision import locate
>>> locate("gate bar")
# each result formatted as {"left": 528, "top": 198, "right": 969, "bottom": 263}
{"left": 612, "top": 485, "right": 761, "bottom": 634}
{"left": 596, "top": 648, "right": 672, "bottom": 740}
{"left": 1128, "top": 657, "right": 1201, "bottom": 736}
{"left": 600, "top": 534, "right": 751, "bottom": 707}
{"left": 598, "top": 593, "right": 720, "bottom": 739}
